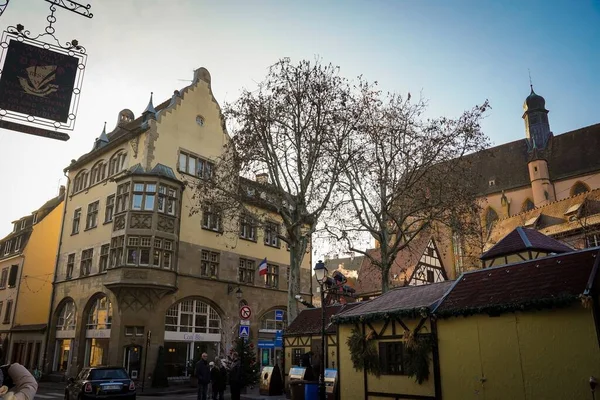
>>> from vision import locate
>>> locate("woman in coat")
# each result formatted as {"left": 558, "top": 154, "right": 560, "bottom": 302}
{"left": 0, "top": 363, "right": 38, "bottom": 400}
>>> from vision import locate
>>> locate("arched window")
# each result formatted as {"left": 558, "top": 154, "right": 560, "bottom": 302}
{"left": 165, "top": 299, "right": 221, "bottom": 334}
{"left": 72, "top": 170, "right": 89, "bottom": 194}
{"left": 522, "top": 198, "right": 535, "bottom": 212}
{"left": 109, "top": 151, "right": 127, "bottom": 176}
{"left": 56, "top": 300, "right": 76, "bottom": 331}
{"left": 90, "top": 160, "right": 107, "bottom": 185}
{"left": 571, "top": 181, "right": 590, "bottom": 197}
{"left": 260, "top": 309, "right": 287, "bottom": 331}
{"left": 86, "top": 296, "right": 112, "bottom": 330}
{"left": 484, "top": 207, "right": 498, "bottom": 232}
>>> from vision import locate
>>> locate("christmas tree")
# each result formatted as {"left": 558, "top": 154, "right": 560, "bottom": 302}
{"left": 152, "top": 346, "right": 169, "bottom": 388}
{"left": 228, "top": 338, "right": 260, "bottom": 388}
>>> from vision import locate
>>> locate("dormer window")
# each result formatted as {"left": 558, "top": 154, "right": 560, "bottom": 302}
{"left": 32, "top": 213, "right": 38, "bottom": 224}
{"left": 564, "top": 203, "right": 582, "bottom": 216}
{"left": 20, "top": 220, "right": 26, "bottom": 230}
{"left": 524, "top": 215, "right": 540, "bottom": 228}
{"left": 196, "top": 115, "right": 205, "bottom": 127}
{"left": 488, "top": 179, "right": 495, "bottom": 187}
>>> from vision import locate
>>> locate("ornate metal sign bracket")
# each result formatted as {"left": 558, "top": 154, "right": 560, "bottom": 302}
{"left": 44, "top": 0, "right": 93, "bottom": 19}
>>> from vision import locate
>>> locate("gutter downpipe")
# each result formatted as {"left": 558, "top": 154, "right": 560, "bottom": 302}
{"left": 42, "top": 171, "right": 70, "bottom": 376}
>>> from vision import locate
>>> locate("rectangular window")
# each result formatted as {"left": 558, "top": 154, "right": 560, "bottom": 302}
{"left": 587, "top": 233, "right": 600, "bottom": 248}
{"left": 105, "top": 195, "right": 115, "bottom": 223}
{"left": 200, "top": 250, "right": 219, "bottom": 277}
{"left": 86, "top": 201, "right": 99, "bottom": 230}
{"left": 238, "top": 258, "right": 255, "bottom": 284}
{"left": 163, "top": 240, "right": 173, "bottom": 269}
{"left": 426, "top": 270, "right": 435, "bottom": 283}
{"left": 265, "top": 264, "right": 279, "bottom": 288}
{"left": 177, "top": 151, "right": 214, "bottom": 179}
{"left": 80, "top": 249, "right": 93, "bottom": 276}
{"left": 115, "top": 183, "right": 130, "bottom": 213}
{"left": 153, "top": 239, "right": 162, "bottom": 267}
{"left": 379, "top": 342, "right": 407, "bottom": 375}
{"left": 239, "top": 215, "right": 256, "bottom": 241}
{"left": 264, "top": 223, "right": 280, "bottom": 247}
{"left": 157, "top": 186, "right": 177, "bottom": 216}
{"left": 124, "top": 326, "right": 134, "bottom": 336}
{"left": 66, "top": 254, "right": 75, "bottom": 279}
{"left": 72, "top": 208, "right": 81, "bottom": 235}
{"left": 99, "top": 244, "right": 109, "bottom": 272}
{"left": 0, "top": 303, "right": 3, "bottom": 319}
{"left": 14, "top": 236, "right": 22, "bottom": 252}
{"left": 132, "top": 183, "right": 156, "bottom": 211}
{"left": 3, "top": 241, "right": 11, "bottom": 255}
{"left": 20, "top": 220, "right": 26, "bottom": 230}
{"left": 292, "top": 348, "right": 304, "bottom": 366}
{"left": 125, "top": 236, "right": 152, "bottom": 266}
{"left": 110, "top": 236, "right": 124, "bottom": 268}
{"left": 202, "top": 206, "right": 222, "bottom": 232}
{"left": 0, "top": 268, "right": 8, "bottom": 289}
{"left": 3, "top": 300, "right": 13, "bottom": 324}
{"left": 8, "top": 265, "right": 18, "bottom": 288}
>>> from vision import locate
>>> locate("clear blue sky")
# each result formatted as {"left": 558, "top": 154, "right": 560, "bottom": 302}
{"left": 0, "top": 0, "right": 598, "bottom": 237}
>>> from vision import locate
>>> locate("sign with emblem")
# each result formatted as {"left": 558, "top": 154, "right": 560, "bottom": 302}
{"left": 239, "top": 325, "right": 250, "bottom": 338}
{"left": 275, "top": 310, "right": 284, "bottom": 321}
{"left": 240, "top": 305, "right": 252, "bottom": 320}
{"left": 0, "top": 27, "right": 87, "bottom": 141}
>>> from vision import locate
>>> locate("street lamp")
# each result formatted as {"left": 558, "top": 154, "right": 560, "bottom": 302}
{"left": 235, "top": 287, "right": 243, "bottom": 299}
{"left": 313, "top": 260, "right": 328, "bottom": 400}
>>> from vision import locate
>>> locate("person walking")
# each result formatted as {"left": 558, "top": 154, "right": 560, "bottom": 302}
{"left": 210, "top": 358, "right": 226, "bottom": 400}
{"left": 195, "top": 353, "right": 211, "bottom": 400}
{"left": 228, "top": 352, "right": 243, "bottom": 400}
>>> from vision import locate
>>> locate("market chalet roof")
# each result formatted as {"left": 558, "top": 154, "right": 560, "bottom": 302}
{"left": 434, "top": 247, "right": 600, "bottom": 317}
{"left": 285, "top": 303, "right": 362, "bottom": 336}
{"left": 333, "top": 280, "right": 454, "bottom": 324}
{"left": 486, "top": 189, "right": 600, "bottom": 248}
{"left": 481, "top": 226, "right": 574, "bottom": 260}
{"left": 468, "top": 122, "right": 600, "bottom": 195}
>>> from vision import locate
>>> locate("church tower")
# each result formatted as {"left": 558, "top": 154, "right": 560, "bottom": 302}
{"left": 523, "top": 86, "right": 555, "bottom": 207}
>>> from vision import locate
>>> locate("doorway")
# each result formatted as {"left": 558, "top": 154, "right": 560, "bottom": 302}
{"left": 123, "top": 345, "right": 142, "bottom": 380}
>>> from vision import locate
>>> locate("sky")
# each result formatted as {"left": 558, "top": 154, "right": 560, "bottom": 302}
{"left": 0, "top": 0, "right": 599, "bottom": 238}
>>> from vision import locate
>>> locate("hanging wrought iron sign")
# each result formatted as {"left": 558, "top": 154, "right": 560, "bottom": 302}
{"left": 0, "top": 0, "right": 92, "bottom": 141}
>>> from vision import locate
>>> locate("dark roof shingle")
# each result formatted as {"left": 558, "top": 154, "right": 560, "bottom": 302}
{"left": 284, "top": 303, "right": 361, "bottom": 336}
{"left": 435, "top": 248, "right": 599, "bottom": 317}
{"left": 334, "top": 280, "right": 454, "bottom": 324}
{"left": 481, "top": 227, "right": 573, "bottom": 260}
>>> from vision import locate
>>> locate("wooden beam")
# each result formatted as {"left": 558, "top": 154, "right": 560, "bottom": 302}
{"left": 431, "top": 318, "right": 443, "bottom": 400}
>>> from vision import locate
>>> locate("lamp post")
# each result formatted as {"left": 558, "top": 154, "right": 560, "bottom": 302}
{"left": 313, "top": 260, "right": 328, "bottom": 400}
{"left": 591, "top": 376, "right": 598, "bottom": 400}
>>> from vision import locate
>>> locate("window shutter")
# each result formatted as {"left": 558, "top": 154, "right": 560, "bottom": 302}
{"left": 8, "top": 265, "right": 18, "bottom": 287}
{"left": 378, "top": 342, "right": 388, "bottom": 374}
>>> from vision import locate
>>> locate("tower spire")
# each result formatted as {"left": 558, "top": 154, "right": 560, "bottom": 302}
{"left": 143, "top": 92, "right": 157, "bottom": 121}
{"left": 528, "top": 68, "right": 533, "bottom": 91}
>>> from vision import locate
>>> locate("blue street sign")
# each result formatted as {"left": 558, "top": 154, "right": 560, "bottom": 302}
{"left": 258, "top": 340, "right": 275, "bottom": 348}
{"left": 239, "top": 325, "right": 250, "bottom": 338}
{"left": 275, "top": 310, "right": 284, "bottom": 321}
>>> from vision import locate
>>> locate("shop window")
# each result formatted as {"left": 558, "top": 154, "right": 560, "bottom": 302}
{"left": 87, "top": 296, "right": 112, "bottom": 330}
{"left": 164, "top": 299, "right": 221, "bottom": 334}
{"left": 379, "top": 341, "right": 407, "bottom": 375}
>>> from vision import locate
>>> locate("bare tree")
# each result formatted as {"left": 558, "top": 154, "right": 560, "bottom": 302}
{"left": 326, "top": 93, "right": 490, "bottom": 293}
{"left": 192, "top": 58, "right": 375, "bottom": 322}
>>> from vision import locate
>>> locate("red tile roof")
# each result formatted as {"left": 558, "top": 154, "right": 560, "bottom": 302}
{"left": 435, "top": 248, "right": 600, "bottom": 317}
{"left": 284, "top": 303, "right": 362, "bottom": 336}
{"left": 481, "top": 227, "right": 573, "bottom": 260}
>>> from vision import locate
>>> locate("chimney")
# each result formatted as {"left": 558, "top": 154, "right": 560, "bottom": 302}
{"left": 256, "top": 173, "right": 268, "bottom": 184}
{"left": 59, "top": 185, "right": 66, "bottom": 197}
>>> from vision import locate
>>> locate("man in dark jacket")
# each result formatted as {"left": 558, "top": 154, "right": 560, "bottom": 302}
{"left": 195, "top": 353, "right": 211, "bottom": 400}
{"left": 228, "top": 352, "right": 243, "bottom": 400}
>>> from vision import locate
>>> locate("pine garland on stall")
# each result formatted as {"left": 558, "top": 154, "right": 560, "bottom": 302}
{"left": 346, "top": 327, "right": 380, "bottom": 377}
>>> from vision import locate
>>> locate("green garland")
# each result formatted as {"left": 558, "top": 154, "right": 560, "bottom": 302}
{"left": 346, "top": 327, "right": 380, "bottom": 377}
{"left": 332, "top": 307, "right": 429, "bottom": 325}
{"left": 404, "top": 332, "right": 435, "bottom": 384}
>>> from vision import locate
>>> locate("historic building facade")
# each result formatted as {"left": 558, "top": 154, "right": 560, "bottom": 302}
{"left": 445, "top": 87, "right": 600, "bottom": 277}
{"left": 0, "top": 188, "right": 64, "bottom": 369}
{"left": 45, "top": 68, "right": 312, "bottom": 379}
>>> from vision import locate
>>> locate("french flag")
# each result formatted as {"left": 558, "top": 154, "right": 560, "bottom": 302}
{"left": 258, "top": 258, "right": 268, "bottom": 276}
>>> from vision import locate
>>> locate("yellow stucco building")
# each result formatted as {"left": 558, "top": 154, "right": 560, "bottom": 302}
{"left": 45, "top": 68, "right": 312, "bottom": 380}
{"left": 0, "top": 188, "right": 64, "bottom": 370}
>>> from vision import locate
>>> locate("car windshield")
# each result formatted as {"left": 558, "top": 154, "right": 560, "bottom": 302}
{"left": 89, "top": 369, "right": 129, "bottom": 380}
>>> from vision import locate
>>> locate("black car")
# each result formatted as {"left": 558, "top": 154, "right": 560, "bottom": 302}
{"left": 65, "top": 366, "right": 136, "bottom": 400}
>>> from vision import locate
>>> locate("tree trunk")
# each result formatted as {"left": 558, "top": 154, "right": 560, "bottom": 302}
{"left": 381, "top": 266, "right": 390, "bottom": 294}
{"left": 287, "top": 246, "right": 302, "bottom": 324}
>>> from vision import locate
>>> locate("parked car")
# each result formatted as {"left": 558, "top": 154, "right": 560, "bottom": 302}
{"left": 65, "top": 366, "right": 136, "bottom": 400}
